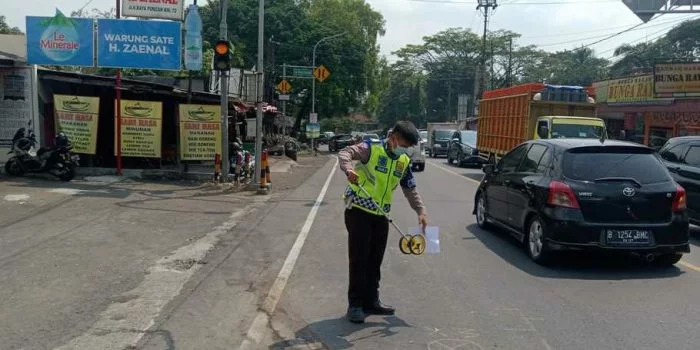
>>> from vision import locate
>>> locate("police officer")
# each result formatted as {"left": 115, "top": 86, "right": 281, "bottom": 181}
{"left": 338, "top": 121, "right": 428, "bottom": 324}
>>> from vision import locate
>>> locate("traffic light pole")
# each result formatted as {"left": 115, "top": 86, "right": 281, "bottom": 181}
{"left": 219, "top": 0, "right": 229, "bottom": 182}
{"left": 253, "top": 0, "right": 265, "bottom": 189}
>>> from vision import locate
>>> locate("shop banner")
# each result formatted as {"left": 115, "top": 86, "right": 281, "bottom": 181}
{"left": 654, "top": 63, "right": 700, "bottom": 97}
{"left": 607, "top": 75, "right": 654, "bottom": 104}
{"left": 97, "top": 19, "right": 181, "bottom": 70}
{"left": 26, "top": 10, "right": 94, "bottom": 67}
{"left": 115, "top": 100, "right": 162, "bottom": 158}
{"left": 179, "top": 104, "right": 221, "bottom": 160}
{"left": 54, "top": 94, "right": 100, "bottom": 154}
{"left": 0, "top": 68, "right": 34, "bottom": 148}
{"left": 122, "top": 0, "right": 185, "bottom": 21}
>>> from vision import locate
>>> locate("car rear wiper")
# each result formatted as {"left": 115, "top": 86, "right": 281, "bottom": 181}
{"left": 593, "top": 177, "right": 642, "bottom": 188}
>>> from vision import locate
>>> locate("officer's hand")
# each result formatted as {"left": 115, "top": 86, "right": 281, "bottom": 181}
{"left": 418, "top": 214, "right": 428, "bottom": 231}
{"left": 346, "top": 170, "right": 359, "bottom": 184}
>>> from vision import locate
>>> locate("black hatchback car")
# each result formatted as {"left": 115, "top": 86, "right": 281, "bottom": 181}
{"left": 473, "top": 139, "right": 690, "bottom": 266}
{"left": 659, "top": 136, "right": 700, "bottom": 225}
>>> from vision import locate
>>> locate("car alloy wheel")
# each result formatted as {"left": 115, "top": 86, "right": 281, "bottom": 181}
{"left": 526, "top": 216, "right": 552, "bottom": 265}
{"left": 476, "top": 194, "right": 491, "bottom": 229}
{"left": 528, "top": 220, "right": 544, "bottom": 259}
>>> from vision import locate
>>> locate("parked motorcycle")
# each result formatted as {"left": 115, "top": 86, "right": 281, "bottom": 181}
{"left": 4, "top": 124, "right": 79, "bottom": 181}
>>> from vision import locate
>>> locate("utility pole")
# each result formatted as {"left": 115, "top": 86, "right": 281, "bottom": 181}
{"left": 282, "top": 64, "right": 287, "bottom": 135}
{"left": 115, "top": 0, "right": 122, "bottom": 176}
{"left": 219, "top": 0, "right": 229, "bottom": 183}
{"left": 253, "top": 0, "right": 265, "bottom": 188}
{"left": 490, "top": 41, "right": 494, "bottom": 90}
{"left": 475, "top": 0, "right": 497, "bottom": 107}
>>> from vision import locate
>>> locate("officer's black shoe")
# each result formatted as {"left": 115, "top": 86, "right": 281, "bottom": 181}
{"left": 363, "top": 300, "right": 395, "bottom": 315}
{"left": 346, "top": 307, "right": 366, "bottom": 324}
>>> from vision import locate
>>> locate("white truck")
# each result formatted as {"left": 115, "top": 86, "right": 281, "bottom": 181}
{"left": 427, "top": 122, "right": 460, "bottom": 158}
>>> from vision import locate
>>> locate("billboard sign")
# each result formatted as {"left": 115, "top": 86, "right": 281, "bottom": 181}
{"left": 26, "top": 10, "right": 94, "bottom": 67}
{"left": 607, "top": 75, "right": 654, "bottom": 104}
{"left": 97, "top": 19, "right": 181, "bottom": 71}
{"left": 121, "top": 0, "right": 185, "bottom": 21}
{"left": 54, "top": 94, "right": 100, "bottom": 154}
{"left": 654, "top": 63, "right": 700, "bottom": 97}
{"left": 179, "top": 104, "right": 222, "bottom": 161}
{"left": 115, "top": 100, "right": 163, "bottom": 158}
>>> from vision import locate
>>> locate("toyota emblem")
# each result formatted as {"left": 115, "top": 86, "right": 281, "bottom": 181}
{"left": 622, "top": 187, "right": 636, "bottom": 197}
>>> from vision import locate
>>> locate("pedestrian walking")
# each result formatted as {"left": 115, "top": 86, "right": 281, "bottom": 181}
{"left": 338, "top": 121, "right": 428, "bottom": 324}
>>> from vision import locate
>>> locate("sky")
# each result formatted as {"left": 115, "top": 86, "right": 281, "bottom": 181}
{"left": 4, "top": 0, "right": 699, "bottom": 63}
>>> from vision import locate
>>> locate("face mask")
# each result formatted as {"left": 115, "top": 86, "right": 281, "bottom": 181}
{"left": 387, "top": 138, "right": 407, "bottom": 156}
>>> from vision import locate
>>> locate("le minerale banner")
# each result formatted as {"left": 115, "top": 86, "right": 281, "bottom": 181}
{"left": 26, "top": 10, "right": 94, "bottom": 67}
{"left": 655, "top": 63, "right": 700, "bottom": 97}
{"left": 179, "top": 104, "right": 221, "bottom": 161}
{"left": 115, "top": 100, "right": 162, "bottom": 158}
{"left": 54, "top": 95, "right": 100, "bottom": 154}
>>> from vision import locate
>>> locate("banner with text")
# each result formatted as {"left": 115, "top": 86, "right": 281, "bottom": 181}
{"left": 97, "top": 19, "right": 181, "bottom": 70}
{"left": 179, "top": 104, "right": 222, "bottom": 160}
{"left": 54, "top": 94, "right": 100, "bottom": 154}
{"left": 26, "top": 11, "right": 94, "bottom": 67}
{"left": 115, "top": 100, "right": 162, "bottom": 158}
{"left": 655, "top": 63, "right": 700, "bottom": 97}
{"left": 122, "top": 0, "right": 185, "bottom": 21}
{"left": 607, "top": 75, "right": 654, "bottom": 104}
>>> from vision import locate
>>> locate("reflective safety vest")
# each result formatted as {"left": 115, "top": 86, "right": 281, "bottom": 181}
{"left": 344, "top": 143, "right": 410, "bottom": 215}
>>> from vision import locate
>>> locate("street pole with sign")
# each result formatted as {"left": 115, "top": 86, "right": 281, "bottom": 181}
{"left": 219, "top": 0, "right": 229, "bottom": 182}
{"left": 311, "top": 32, "right": 346, "bottom": 156}
{"left": 253, "top": 0, "right": 265, "bottom": 191}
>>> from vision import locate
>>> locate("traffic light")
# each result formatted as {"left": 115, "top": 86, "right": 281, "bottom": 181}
{"left": 213, "top": 40, "right": 233, "bottom": 71}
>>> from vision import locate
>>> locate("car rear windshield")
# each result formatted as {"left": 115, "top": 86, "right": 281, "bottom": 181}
{"left": 434, "top": 130, "right": 453, "bottom": 139}
{"left": 551, "top": 123, "right": 605, "bottom": 139}
{"left": 562, "top": 147, "right": 672, "bottom": 184}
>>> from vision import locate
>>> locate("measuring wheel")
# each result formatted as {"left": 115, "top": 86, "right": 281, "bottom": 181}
{"left": 409, "top": 234, "right": 426, "bottom": 255}
{"left": 399, "top": 236, "right": 412, "bottom": 255}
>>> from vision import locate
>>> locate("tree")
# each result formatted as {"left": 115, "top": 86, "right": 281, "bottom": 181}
{"left": 610, "top": 18, "right": 700, "bottom": 78}
{"left": 0, "top": 15, "right": 22, "bottom": 35}
{"left": 200, "top": 0, "right": 386, "bottom": 136}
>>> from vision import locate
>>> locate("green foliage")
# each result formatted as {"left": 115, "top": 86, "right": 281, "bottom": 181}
{"left": 0, "top": 15, "right": 22, "bottom": 35}
{"left": 321, "top": 117, "right": 357, "bottom": 133}
{"left": 200, "top": 0, "right": 385, "bottom": 135}
{"left": 610, "top": 18, "right": 700, "bottom": 78}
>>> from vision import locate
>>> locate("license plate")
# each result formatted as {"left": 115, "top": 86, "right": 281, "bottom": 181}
{"left": 605, "top": 229, "right": 650, "bottom": 245}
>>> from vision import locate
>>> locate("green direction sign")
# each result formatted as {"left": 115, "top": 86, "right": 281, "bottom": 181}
{"left": 293, "top": 67, "right": 314, "bottom": 78}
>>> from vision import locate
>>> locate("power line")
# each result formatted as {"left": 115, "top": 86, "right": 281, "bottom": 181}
{"left": 533, "top": 16, "right": 689, "bottom": 47}
{"left": 521, "top": 16, "right": 688, "bottom": 39}
{"left": 409, "top": 0, "right": 618, "bottom": 4}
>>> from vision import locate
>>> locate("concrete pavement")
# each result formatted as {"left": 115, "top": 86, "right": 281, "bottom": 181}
{"left": 263, "top": 157, "right": 700, "bottom": 350}
{"left": 5, "top": 152, "right": 700, "bottom": 350}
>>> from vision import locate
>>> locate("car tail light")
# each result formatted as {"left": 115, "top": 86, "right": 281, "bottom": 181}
{"left": 547, "top": 180, "right": 580, "bottom": 209}
{"left": 673, "top": 185, "right": 687, "bottom": 212}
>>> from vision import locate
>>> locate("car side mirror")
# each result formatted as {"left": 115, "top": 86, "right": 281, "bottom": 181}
{"left": 538, "top": 126, "right": 549, "bottom": 139}
{"left": 483, "top": 164, "right": 496, "bottom": 175}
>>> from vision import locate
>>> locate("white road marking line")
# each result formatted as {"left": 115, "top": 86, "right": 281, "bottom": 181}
{"left": 239, "top": 158, "right": 339, "bottom": 349}
{"left": 427, "top": 161, "right": 482, "bottom": 185}
{"left": 53, "top": 205, "right": 262, "bottom": 350}
{"left": 4, "top": 194, "right": 29, "bottom": 202}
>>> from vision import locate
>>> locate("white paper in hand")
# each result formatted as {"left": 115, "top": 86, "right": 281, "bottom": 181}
{"left": 409, "top": 226, "right": 440, "bottom": 255}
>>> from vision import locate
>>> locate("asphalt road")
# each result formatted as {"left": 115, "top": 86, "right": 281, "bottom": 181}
{"left": 265, "top": 156, "right": 700, "bottom": 350}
